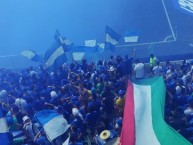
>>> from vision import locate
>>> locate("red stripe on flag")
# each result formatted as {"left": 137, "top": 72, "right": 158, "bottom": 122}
{"left": 119, "top": 81, "right": 135, "bottom": 145}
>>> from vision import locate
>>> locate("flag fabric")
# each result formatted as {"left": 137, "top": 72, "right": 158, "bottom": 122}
{"left": 105, "top": 26, "right": 121, "bottom": 51}
{"left": 54, "top": 29, "right": 61, "bottom": 40}
{"left": 34, "top": 110, "right": 70, "bottom": 141}
{"left": 61, "top": 38, "right": 73, "bottom": 46}
{"left": 70, "top": 45, "right": 97, "bottom": 62}
{"left": 44, "top": 40, "right": 67, "bottom": 71}
{"left": 85, "top": 40, "right": 96, "bottom": 47}
{"left": 62, "top": 135, "right": 70, "bottom": 145}
{"left": 54, "top": 30, "right": 73, "bottom": 46}
{"left": 124, "top": 30, "right": 139, "bottom": 42}
{"left": 120, "top": 77, "right": 191, "bottom": 145}
{"left": 97, "top": 43, "right": 105, "bottom": 54}
{"left": 21, "top": 50, "right": 42, "bottom": 62}
{"left": 72, "top": 52, "right": 85, "bottom": 61}
{"left": 0, "top": 106, "right": 11, "bottom": 145}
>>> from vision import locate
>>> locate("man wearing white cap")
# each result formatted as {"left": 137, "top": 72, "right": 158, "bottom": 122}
{"left": 49, "top": 91, "right": 58, "bottom": 105}
{"left": 23, "top": 116, "right": 48, "bottom": 144}
{"left": 23, "top": 116, "right": 36, "bottom": 142}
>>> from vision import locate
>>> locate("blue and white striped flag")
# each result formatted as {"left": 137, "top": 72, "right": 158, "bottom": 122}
{"left": 34, "top": 110, "right": 70, "bottom": 141}
{"left": 97, "top": 43, "right": 105, "bottom": 54}
{"left": 21, "top": 50, "right": 42, "bottom": 62}
{"left": 124, "top": 30, "right": 139, "bottom": 42}
{"left": 72, "top": 52, "right": 85, "bottom": 61}
{"left": 54, "top": 30, "right": 73, "bottom": 46}
{"left": 0, "top": 106, "right": 11, "bottom": 145}
{"left": 44, "top": 40, "right": 67, "bottom": 71}
{"left": 105, "top": 26, "right": 121, "bottom": 51}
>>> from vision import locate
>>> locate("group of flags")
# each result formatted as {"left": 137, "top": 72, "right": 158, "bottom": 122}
{"left": 1, "top": 77, "right": 192, "bottom": 145}
{"left": 21, "top": 26, "right": 139, "bottom": 72}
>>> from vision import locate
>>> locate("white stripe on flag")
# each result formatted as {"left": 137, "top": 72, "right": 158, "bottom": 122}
{"left": 98, "top": 43, "right": 105, "bottom": 49}
{"left": 106, "top": 34, "right": 118, "bottom": 45}
{"left": 0, "top": 118, "right": 9, "bottom": 133}
{"left": 133, "top": 84, "right": 160, "bottom": 145}
{"left": 59, "top": 37, "right": 72, "bottom": 45}
{"left": 72, "top": 52, "right": 85, "bottom": 61}
{"left": 85, "top": 40, "right": 96, "bottom": 47}
{"left": 45, "top": 46, "right": 64, "bottom": 68}
{"left": 21, "top": 50, "right": 36, "bottom": 59}
{"left": 43, "top": 115, "right": 70, "bottom": 141}
{"left": 124, "top": 36, "right": 138, "bottom": 42}
{"left": 62, "top": 135, "right": 70, "bottom": 145}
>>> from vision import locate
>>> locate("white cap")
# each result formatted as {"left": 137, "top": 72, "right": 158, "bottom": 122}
{"left": 0, "top": 90, "right": 7, "bottom": 98}
{"left": 22, "top": 116, "right": 29, "bottom": 122}
{"left": 109, "top": 66, "right": 115, "bottom": 72}
{"left": 175, "top": 86, "right": 181, "bottom": 95}
{"left": 72, "top": 108, "right": 79, "bottom": 116}
{"left": 50, "top": 91, "right": 57, "bottom": 98}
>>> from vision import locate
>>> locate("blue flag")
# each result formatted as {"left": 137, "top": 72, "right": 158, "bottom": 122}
{"left": 21, "top": 50, "right": 42, "bottom": 62}
{"left": 34, "top": 110, "right": 70, "bottom": 141}
{"left": 105, "top": 26, "right": 121, "bottom": 51}
{"left": 44, "top": 40, "right": 67, "bottom": 71}
{"left": 0, "top": 106, "right": 11, "bottom": 145}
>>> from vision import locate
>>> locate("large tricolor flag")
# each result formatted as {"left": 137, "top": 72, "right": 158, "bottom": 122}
{"left": 120, "top": 77, "right": 191, "bottom": 145}
{"left": 0, "top": 105, "right": 11, "bottom": 145}
{"left": 35, "top": 110, "right": 70, "bottom": 142}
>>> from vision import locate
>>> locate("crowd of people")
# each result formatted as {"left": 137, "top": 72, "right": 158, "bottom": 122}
{"left": 0, "top": 52, "right": 193, "bottom": 145}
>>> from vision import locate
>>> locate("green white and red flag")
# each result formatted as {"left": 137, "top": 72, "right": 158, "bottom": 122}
{"left": 119, "top": 77, "right": 191, "bottom": 145}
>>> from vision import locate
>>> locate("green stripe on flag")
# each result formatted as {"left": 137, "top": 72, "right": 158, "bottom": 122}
{"left": 134, "top": 77, "right": 191, "bottom": 145}
{"left": 151, "top": 77, "right": 191, "bottom": 145}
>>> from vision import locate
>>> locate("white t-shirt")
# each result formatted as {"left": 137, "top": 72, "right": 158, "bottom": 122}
{"left": 184, "top": 107, "right": 193, "bottom": 116}
{"left": 15, "top": 98, "right": 28, "bottom": 113}
{"left": 134, "top": 63, "right": 144, "bottom": 79}
{"left": 153, "top": 66, "right": 162, "bottom": 76}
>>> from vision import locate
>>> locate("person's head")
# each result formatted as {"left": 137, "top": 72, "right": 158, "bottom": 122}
{"left": 82, "top": 59, "right": 87, "bottom": 64}
{"left": 115, "top": 117, "right": 123, "bottom": 129}
{"left": 150, "top": 54, "right": 154, "bottom": 58}
{"left": 22, "top": 116, "right": 30, "bottom": 123}
{"left": 182, "top": 59, "right": 186, "bottom": 65}
{"left": 70, "top": 133, "right": 77, "bottom": 143}
{"left": 97, "top": 124, "right": 106, "bottom": 134}
{"left": 135, "top": 59, "right": 140, "bottom": 64}
{"left": 118, "top": 90, "right": 125, "bottom": 98}
{"left": 166, "top": 60, "right": 170, "bottom": 65}
{"left": 72, "top": 108, "right": 79, "bottom": 117}
{"left": 50, "top": 91, "right": 57, "bottom": 98}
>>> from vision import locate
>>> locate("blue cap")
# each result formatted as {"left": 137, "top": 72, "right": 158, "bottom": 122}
{"left": 116, "top": 118, "right": 122, "bottom": 127}
{"left": 118, "top": 90, "right": 125, "bottom": 97}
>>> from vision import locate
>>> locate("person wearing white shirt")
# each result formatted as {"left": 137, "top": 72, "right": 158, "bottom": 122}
{"left": 15, "top": 98, "right": 28, "bottom": 114}
{"left": 134, "top": 59, "right": 145, "bottom": 79}
{"left": 153, "top": 61, "right": 162, "bottom": 76}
